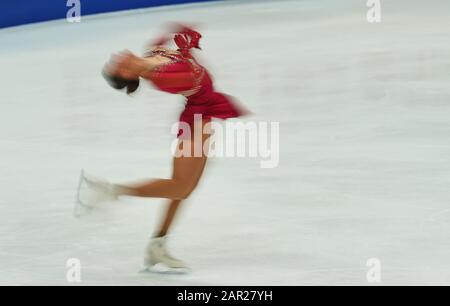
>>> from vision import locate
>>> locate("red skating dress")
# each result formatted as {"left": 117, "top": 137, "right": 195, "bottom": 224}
{"left": 142, "top": 27, "right": 248, "bottom": 138}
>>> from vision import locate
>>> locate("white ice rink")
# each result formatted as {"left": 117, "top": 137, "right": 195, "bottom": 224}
{"left": 1, "top": 0, "right": 450, "bottom": 285}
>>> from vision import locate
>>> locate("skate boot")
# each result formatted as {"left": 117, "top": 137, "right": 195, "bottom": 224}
{"left": 142, "top": 236, "right": 189, "bottom": 274}
{"left": 74, "top": 169, "right": 121, "bottom": 217}
{"left": 84, "top": 175, "right": 119, "bottom": 202}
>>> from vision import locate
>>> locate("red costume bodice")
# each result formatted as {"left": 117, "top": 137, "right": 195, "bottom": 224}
{"left": 145, "top": 50, "right": 206, "bottom": 97}
{"left": 142, "top": 26, "right": 248, "bottom": 137}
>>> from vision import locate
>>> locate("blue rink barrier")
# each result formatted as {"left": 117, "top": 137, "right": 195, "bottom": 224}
{"left": 0, "top": 0, "right": 218, "bottom": 29}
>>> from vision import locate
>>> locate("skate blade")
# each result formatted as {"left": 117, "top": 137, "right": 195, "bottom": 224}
{"left": 74, "top": 169, "right": 87, "bottom": 218}
{"left": 139, "top": 264, "right": 191, "bottom": 275}
{"left": 73, "top": 169, "right": 95, "bottom": 218}
{"left": 74, "top": 169, "right": 116, "bottom": 218}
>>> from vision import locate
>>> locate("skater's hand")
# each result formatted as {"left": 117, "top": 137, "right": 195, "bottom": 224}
{"left": 104, "top": 48, "right": 174, "bottom": 84}
{"left": 105, "top": 50, "right": 147, "bottom": 80}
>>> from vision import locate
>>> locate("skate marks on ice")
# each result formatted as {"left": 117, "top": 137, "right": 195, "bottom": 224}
{"left": 139, "top": 263, "right": 191, "bottom": 275}
{"left": 136, "top": 267, "right": 213, "bottom": 287}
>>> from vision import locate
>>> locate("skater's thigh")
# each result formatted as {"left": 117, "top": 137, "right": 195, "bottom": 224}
{"left": 172, "top": 154, "right": 207, "bottom": 184}
{"left": 172, "top": 119, "right": 210, "bottom": 185}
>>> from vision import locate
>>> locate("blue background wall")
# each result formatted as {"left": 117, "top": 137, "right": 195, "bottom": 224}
{"left": 0, "top": 0, "right": 217, "bottom": 28}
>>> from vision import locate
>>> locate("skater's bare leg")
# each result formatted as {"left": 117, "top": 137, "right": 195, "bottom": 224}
{"left": 116, "top": 119, "right": 210, "bottom": 201}
{"left": 138, "top": 119, "right": 210, "bottom": 270}
{"left": 155, "top": 199, "right": 182, "bottom": 237}
{"left": 117, "top": 153, "right": 207, "bottom": 200}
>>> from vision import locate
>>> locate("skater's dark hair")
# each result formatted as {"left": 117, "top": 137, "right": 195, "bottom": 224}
{"left": 102, "top": 70, "right": 140, "bottom": 95}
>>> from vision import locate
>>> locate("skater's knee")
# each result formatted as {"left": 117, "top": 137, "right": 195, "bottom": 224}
{"left": 173, "top": 179, "right": 197, "bottom": 200}
{"left": 177, "top": 185, "right": 194, "bottom": 200}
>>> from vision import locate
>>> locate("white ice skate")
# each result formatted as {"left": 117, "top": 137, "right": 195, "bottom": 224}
{"left": 74, "top": 169, "right": 119, "bottom": 217}
{"left": 141, "top": 236, "right": 190, "bottom": 274}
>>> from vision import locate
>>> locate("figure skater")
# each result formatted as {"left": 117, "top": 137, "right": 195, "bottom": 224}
{"left": 78, "top": 24, "right": 248, "bottom": 272}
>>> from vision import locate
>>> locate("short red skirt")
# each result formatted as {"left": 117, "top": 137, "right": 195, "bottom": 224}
{"left": 144, "top": 58, "right": 249, "bottom": 138}
{"left": 178, "top": 91, "right": 249, "bottom": 138}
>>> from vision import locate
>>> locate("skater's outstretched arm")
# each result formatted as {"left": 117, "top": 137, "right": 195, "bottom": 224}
{"left": 104, "top": 50, "right": 170, "bottom": 80}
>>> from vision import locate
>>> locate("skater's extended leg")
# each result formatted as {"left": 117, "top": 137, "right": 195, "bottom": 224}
{"left": 116, "top": 119, "right": 210, "bottom": 201}
{"left": 116, "top": 149, "right": 208, "bottom": 200}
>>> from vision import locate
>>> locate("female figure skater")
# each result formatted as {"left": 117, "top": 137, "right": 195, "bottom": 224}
{"left": 81, "top": 25, "right": 247, "bottom": 272}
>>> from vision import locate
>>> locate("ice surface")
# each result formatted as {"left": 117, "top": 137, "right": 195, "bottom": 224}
{"left": 0, "top": 0, "right": 450, "bottom": 285}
